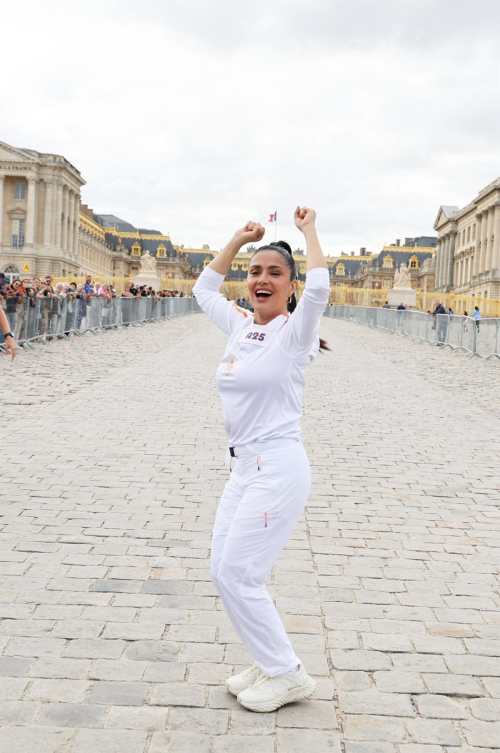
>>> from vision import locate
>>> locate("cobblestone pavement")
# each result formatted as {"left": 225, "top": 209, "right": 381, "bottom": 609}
{"left": 0, "top": 313, "right": 499, "bottom": 753}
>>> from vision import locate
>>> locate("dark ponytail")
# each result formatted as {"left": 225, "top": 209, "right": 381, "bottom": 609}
{"left": 251, "top": 240, "right": 329, "bottom": 352}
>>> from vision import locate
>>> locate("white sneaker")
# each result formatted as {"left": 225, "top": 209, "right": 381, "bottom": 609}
{"left": 237, "top": 662, "right": 316, "bottom": 712}
{"left": 225, "top": 663, "right": 262, "bottom": 696}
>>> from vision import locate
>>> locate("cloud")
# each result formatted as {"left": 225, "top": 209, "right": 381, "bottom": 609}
{"left": 0, "top": 0, "right": 498, "bottom": 255}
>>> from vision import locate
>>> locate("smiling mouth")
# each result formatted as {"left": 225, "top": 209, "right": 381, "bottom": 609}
{"left": 255, "top": 290, "right": 273, "bottom": 300}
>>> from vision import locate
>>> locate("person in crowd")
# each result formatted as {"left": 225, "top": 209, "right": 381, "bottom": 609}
{"left": 11, "top": 280, "right": 25, "bottom": 340}
{"left": 432, "top": 300, "right": 447, "bottom": 344}
{"left": 447, "top": 307, "right": 453, "bottom": 315}
{"left": 84, "top": 275, "right": 92, "bottom": 295}
{"left": 382, "top": 301, "right": 390, "bottom": 308}
{"left": 473, "top": 305, "right": 481, "bottom": 333}
{"left": 97, "top": 283, "right": 113, "bottom": 327}
{"left": 463, "top": 310, "right": 469, "bottom": 333}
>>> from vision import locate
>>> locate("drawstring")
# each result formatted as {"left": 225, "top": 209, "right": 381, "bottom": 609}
{"left": 257, "top": 455, "right": 261, "bottom": 471}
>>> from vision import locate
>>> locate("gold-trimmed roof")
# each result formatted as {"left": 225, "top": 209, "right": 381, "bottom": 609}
{"left": 79, "top": 212, "right": 105, "bottom": 240}
{"left": 116, "top": 231, "right": 171, "bottom": 241}
{"left": 381, "top": 246, "right": 436, "bottom": 254}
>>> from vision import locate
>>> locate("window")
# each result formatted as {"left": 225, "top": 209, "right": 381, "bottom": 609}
{"left": 336, "top": 263, "right": 345, "bottom": 276}
{"left": 131, "top": 242, "right": 141, "bottom": 257}
{"left": 473, "top": 225, "right": 476, "bottom": 240}
{"left": 467, "top": 226, "right": 471, "bottom": 243}
{"left": 11, "top": 219, "right": 25, "bottom": 247}
{"left": 383, "top": 255, "right": 393, "bottom": 268}
{"left": 409, "top": 255, "right": 419, "bottom": 269}
{"left": 14, "top": 182, "right": 26, "bottom": 200}
{"left": 157, "top": 244, "right": 167, "bottom": 258}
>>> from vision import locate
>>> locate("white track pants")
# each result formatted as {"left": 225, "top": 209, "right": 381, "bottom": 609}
{"left": 211, "top": 439, "right": 311, "bottom": 677}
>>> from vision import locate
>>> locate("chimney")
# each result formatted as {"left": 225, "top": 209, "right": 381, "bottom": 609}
{"left": 360, "top": 247, "right": 366, "bottom": 254}
{"left": 351, "top": 251, "right": 355, "bottom": 256}
{"left": 396, "top": 239, "right": 400, "bottom": 246}
{"left": 80, "top": 204, "right": 94, "bottom": 219}
{"left": 405, "top": 237, "right": 412, "bottom": 246}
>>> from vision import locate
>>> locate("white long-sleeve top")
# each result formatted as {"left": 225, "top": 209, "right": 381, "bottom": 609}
{"left": 193, "top": 266, "right": 330, "bottom": 447}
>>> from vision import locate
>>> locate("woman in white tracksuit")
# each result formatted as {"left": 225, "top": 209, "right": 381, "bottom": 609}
{"left": 193, "top": 207, "right": 330, "bottom": 713}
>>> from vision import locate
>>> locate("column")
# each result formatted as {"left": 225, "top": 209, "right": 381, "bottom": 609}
{"left": 437, "top": 238, "right": 445, "bottom": 289}
{"left": 67, "top": 191, "right": 74, "bottom": 255}
{"left": 485, "top": 205, "right": 495, "bottom": 272}
{"left": 73, "top": 192, "right": 80, "bottom": 256}
{"left": 25, "top": 178, "right": 37, "bottom": 245}
{"left": 493, "top": 202, "right": 500, "bottom": 272}
{"left": 440, "top": 235, "right": 449, "bottom": 290}
{"left": 481, "top": 211, "right": 488, "bottom": 273}
{"left": 474, "top": 213, "right": 482, "bottom": 275}
{"left": 43, "top": 180, "right": 53, "bottom": 246}
{"left": 62, "top": 186, "right": 69, "bottom": 251}
{"left": 0, "top": 174, "right": 4, "bottom": 245}
{"left": 55, "top": 181, "right": 63, "bottom": 247}
{"left": 435, "top": 240, "right": 442, "bottom": 289}
{"left": 446, "top": 231, "right": 456, "bottom": 290}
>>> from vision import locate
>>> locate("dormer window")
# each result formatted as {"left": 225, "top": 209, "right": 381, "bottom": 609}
{"left": 409, "top": 255, "right": 419, "bottom": 269}
{"left": 336, "top": 263, "right": 345, "bottom": 276}
{"left": 131, "top": 242, "right": 141, "bottom": 257}
{"left": 157, "top": 244, "right": 167, "bottom": 258}
{"left": 383, "top": 255, "right": 393, "bottom": 269}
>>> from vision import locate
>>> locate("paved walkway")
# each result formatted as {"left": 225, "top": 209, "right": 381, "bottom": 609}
{"left": 0, "top": 314, "right": 499, "bottom": 753}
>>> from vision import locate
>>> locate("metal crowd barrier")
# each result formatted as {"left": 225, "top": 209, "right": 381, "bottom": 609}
{"left": 0, "top": 295, "right": 201, "bottom": 351}
{"left": 323, "top": 304, "right": 500, "bottom": 360}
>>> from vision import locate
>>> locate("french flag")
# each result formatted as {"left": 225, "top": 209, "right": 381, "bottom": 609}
{"left": 269, "top": 211, "right": 277, "bottom": 223}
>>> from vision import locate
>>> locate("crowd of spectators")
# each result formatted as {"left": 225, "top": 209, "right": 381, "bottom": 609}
{"left": 0, "top": 272, "right": 191, "bottom": 343}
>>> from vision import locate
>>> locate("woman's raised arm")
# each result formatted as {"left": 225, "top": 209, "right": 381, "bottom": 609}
{"left": 294, "top": 207, "right": 328, "bottom": 273}
{"left": 208, "top": 222, "right": 265, "bottom": 276}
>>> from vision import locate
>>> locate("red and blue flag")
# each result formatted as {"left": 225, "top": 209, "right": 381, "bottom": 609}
{"left": 269, "top": 212, "right": 277, "bottom": 223}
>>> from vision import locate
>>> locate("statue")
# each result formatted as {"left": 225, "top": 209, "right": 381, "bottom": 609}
{"left": 394, "top": 263, "right": 411, "bottom": 288}
{"left": 139, "top": 250, "right": 157, "bottom": 274}
{"left": 133, "top": 249, "right": 162, "bottom": 291}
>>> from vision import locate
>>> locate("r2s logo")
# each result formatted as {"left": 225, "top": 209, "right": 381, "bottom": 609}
{"left": 245, "top": 331, "right": 266, "bottom": 341}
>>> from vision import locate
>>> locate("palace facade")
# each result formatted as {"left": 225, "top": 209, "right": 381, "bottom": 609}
{"left": 0, "top": 140, "right": 84, "bottom": 280}
{"left": 0, "top": 138, "right": 437, "bottom": 297}
{"left": 434, "top": 178, "right": 500, "bottom": 299}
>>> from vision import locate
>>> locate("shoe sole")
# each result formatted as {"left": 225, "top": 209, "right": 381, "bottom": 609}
{"left": 237, "top": 678, "right": 316, "bottom": 712}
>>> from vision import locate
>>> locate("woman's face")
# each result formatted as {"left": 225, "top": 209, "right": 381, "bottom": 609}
{"left": 247, "top": 250, "right": 297, "bottom": 320}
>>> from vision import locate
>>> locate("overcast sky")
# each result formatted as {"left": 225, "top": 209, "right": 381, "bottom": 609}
{"left": 1, "top": 0, "right": 499, "bottom": 255}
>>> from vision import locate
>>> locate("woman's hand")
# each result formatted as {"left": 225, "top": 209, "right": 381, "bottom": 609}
{"left": 294, "top": 206, "right": 316, "bottom": 233}
{"left": 4, "top": 336, "right": 15, "bottom": 361}
{"left": 234, "top": 221, "right": 265, "bottom": 246}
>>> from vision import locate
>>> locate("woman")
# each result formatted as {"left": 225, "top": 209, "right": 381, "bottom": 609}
{"left": 193, "top": 206, "right": 329, "bottom": 713}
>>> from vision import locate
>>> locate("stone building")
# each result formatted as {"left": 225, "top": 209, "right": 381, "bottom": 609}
{"left": 352, "top": 238, "right": 436, "bottom": 292}
{"left": 0, "top": 136, "right": 438, "bottom": 298}
{"left": 0, "top": 140, "right": 84, "bottom": 280}
{"left": 434, "top": 178, "right": 500, "bottom": 298}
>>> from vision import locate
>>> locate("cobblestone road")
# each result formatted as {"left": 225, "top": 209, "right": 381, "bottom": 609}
{"left": 0, "top": 313, "right": 499, "bottom": 753}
